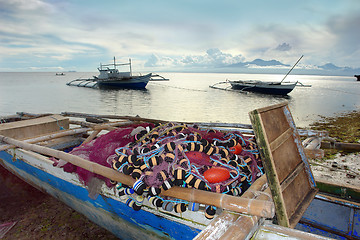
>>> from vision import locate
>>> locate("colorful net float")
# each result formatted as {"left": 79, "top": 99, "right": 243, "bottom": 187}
{"left": 108, "top": 122, "right": 263, "bottom": 218}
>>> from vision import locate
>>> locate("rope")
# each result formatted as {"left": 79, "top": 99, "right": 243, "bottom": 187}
{"left": 248, "top": 189, "right": 272, "bottom": 201}
{"left": 315, "top": 86, "right": 360, "bottom": 96}
{"left": 150, "top": 82, "right": 208, "bottom": 92}
{"left": 50, "top": 116, "right": 65, "bottom": 130}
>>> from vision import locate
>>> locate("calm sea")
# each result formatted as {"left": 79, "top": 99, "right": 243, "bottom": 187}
{"left": 0, "top": 72, "right": 359, "bottom": 127}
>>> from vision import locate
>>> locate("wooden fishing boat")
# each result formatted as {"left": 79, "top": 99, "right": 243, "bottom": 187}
{"left": 236, "top": 55, "right": 304, "bottom": 96}
{"left": 211, "top": 55, "right": 311, "bottom": 95}
{"left": 0, "top": 104, "right": 359, "bottom": 239}
{"left": 228, "top": 80, "right": 297, "bottom": 95}
{"left": 66, "top": 57, "right": 168, "bottom": 89}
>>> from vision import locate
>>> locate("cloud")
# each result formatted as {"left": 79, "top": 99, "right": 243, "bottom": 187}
{"left": 275, "top": 43, "right": 292, "bottom": 51}
{"left": 141, "top": 48, "right": 360, "bottom": 75}
{"left": 29, "top": 66, "right": 64, "bottom": 70}
{"left": 144, "top": 49, "right": 245, "bottom": 70}
{"left": 0, "top": 0, "right": 54, "bottom": 13}
{"left": 0, "top": 1, "right": 359, "bottom": 72}
{"left": 324, "top": 12, "right": 360, "bottom": 67}
{"left": 144, "top": 54, "right": 176, "bottom": 67}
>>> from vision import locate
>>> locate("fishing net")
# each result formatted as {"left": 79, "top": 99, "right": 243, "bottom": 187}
{"left": 58, "top": 123, "right": 154, "bottom": 187}
{"left": 58, "top": 122, "right": 263, "bottom": 219}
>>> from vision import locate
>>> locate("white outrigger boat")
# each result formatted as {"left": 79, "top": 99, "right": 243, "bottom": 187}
{"left": 67, "top": 57, "right": 168, "bottom": 89}
{"left": 0, "top": 103, "right": 359, "bottom": 239}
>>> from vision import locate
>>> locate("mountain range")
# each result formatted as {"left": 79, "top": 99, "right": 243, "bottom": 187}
{"left": 224, "top": 59, "right": 360, "bottom": 76}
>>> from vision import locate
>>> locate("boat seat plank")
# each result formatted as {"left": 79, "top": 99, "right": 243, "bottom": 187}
{"left": 0, "top": 115, "right": 69, "bottom": 140}
{"left": 249, "top": 101, "right": 318, "bottom": 228}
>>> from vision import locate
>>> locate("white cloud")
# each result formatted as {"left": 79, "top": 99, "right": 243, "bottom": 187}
{"left": 144, "top": 54, "right": 176, "bottom": 67}
{"left": 0, "top": 0, "right": 54, "bottom": 12}
{"left": 143, "top": 49, "right": 245, "bottom": 70}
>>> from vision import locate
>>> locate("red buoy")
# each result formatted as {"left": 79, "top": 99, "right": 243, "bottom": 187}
{"left": 185, "top": 151, "right": 211, "bottom": 165}
{"left": 229, "top": 143, "right": 242, "bottom": 155}
{"left": 203, "top": 167, "right": 230, "bottom": 183}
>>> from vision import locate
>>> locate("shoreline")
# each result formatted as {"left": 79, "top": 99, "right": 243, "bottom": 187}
{"left": 306, "top": 109, "right": 360, "bottom": 187}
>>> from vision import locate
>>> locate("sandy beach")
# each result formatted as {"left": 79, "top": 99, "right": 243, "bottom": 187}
{"left": 311, "top": 152, "right": 360, "bottom": 187}
{"left": 306, "top": 109, "right": 360, "bottom": 187}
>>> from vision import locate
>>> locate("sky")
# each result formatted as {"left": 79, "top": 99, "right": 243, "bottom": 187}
{"left": 1, "top": 0, "right": 360, "bottom": 74}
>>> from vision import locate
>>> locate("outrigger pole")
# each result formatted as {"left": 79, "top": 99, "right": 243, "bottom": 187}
{"left": 129, "top": 58, "right": 132, "bottom": 77}
{"left": 280, "top": 55, "right": 304, "bottom": 83}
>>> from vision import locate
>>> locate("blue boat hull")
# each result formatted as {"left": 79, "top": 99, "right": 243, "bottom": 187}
{"left": 0, "top": 149, "right": 204, "bottom": 239}
{"left": 97, "top": 74, "right": 151, "bottom": 89}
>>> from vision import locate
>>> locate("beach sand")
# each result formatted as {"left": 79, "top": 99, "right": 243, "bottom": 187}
{"left": 306, "top": 110, "right": 360, "bottom": 187}
{"left": 311, "top": 152, "right": 360, "bottom": 187}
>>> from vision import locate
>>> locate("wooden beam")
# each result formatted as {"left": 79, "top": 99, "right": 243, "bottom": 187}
{"left": 280, "top": 162, "right": 305, "bottom": 191}
{"left": 269, "top": 127, "right": 293, "bottom": 152}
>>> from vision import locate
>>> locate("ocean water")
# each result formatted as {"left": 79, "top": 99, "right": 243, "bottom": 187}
{"left": 0, "top": 72, "right": 359, "bottom": 127}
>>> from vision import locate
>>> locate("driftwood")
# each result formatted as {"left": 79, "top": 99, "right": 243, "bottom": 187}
{"left": 0, "top": 135, "right": 275, "bottom": 218}
{"left": 321, "top": 141, "right": 360, "bottom": 152}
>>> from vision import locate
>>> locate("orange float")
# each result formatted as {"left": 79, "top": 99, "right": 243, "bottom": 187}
{"left": 203, "top": 167, "right": 230, "bottom": 183}
{"left": 229, "top": 143, "right": 242, "bottom": 155}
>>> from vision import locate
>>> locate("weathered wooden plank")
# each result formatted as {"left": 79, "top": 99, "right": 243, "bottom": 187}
{"left": 269, "top": 127, "right": 293, "bottom": 152}
{"left": 282, "top": 169, "right": 312, "bottom": 219}
{"left": 252, "top": 101, "right": 288, "bottom": 114}
{"left": 249, "top": 102, "right": 318, "bottom": 228}
{"left": 259, "top": 106, "right": 290, "bottom": 144}
{"left": 288, "top": 188, "right": 318, "bottom": 228}
{"left": 249, "top": 109, "right": 290, "bottom": 227}
{"left": 280, "top": 162, "right": 305, "bottom": 191}
{"left": 0, "top": 114, "right": 69, "bottom": 140}
{"left": 272, "top": 136, "right": 303, "bottom": 182}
